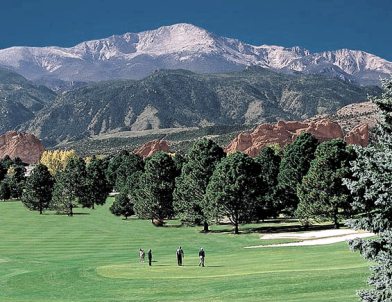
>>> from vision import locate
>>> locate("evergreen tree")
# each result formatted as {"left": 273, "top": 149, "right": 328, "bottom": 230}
{"left": 21, "top": 164, "right": 54, "bottom": 214}
{"left": 7, "top": 162, "right": 26, "bottom": 198}
{"left": 1, "top": 155, "right": 13, "bottom": 169}
{"left": 51, "top": 157, "right": 88, "bottom": 216}
{"left": 132, "top": 152, "right": 177, "bottom": 225}
{"left": 85, "top": 156, "right": 111, "bottom": 209}
{"left": 0, "top": 180, "right": 11, "bottom": 200}
{"left": 172, "top": 153, "right": 185, "bottom": 177}
{"left": 106, "top": 151, "right": 143, "bottom": 191}
{"left": 173, "top": 139, "right": 225, "bottom": 232}
{"left": 204, "top": 152, "right": 262, "bottom": 234}
{"left": 277, "top": 133, "right": 319, "bottom": 215}
{"left": 296, "top": 139, "right": 355, "bottom": 228}
{"left": 0, "top": 162, "right": 7, "bottom": 181}
{"left": 344, "top": 79, "right": 392, "bottom": 301}
{"left": 110, "top": 193, "right": 134, "bottom": 219}
{"left": 254, "top": 147, "right": 281, "bottom": 220}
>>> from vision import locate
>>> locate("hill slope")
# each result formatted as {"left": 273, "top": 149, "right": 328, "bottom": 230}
{"left": 23, "top": 68, "right": 380, "bottom": 146}
{"left": 0, "top": 67, "right": 56, "bottom": 133}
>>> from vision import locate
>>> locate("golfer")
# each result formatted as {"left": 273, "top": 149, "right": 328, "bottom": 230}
{"left": 198, "top": 247, "right": 205, "bottom": 267}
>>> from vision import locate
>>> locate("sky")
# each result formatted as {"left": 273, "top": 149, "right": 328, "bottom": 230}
{"left": 0, "top": 0, "right": 391, "bottom": 60}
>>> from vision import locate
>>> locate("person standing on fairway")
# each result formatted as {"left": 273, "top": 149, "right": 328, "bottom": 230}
{"left": 176, "top": 246, "right": 184, "bottom": 266}
{"left": 147, "top": 249, "right": 152, "bottom": 266}
{"left": 199, "top": 248, "right": 205, "bottom": 267}
{"left": 139, "top": 249, "right": 145, "bottom": 263}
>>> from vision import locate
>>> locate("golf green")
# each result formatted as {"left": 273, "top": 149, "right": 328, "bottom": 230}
{"left": 0, "top": 199, "right": 369, "bottom": 301}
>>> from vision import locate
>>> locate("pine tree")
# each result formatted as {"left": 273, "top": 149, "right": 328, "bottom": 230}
{"left": 132, "top": 152, "right": 177, "bottom": 225}
{"left": 0, "top": 162, "right": 6, "bottom": 182}
{"left": 173, "top": 139, "right": 225, "bottom": 232}
{"left": 51, "top": 157, "right": 88, "bottom": 216}
{"left": 254, "top": 147, "right": 281, "bottom": 220}
{"left": 110, "top": 193, "right": 135, "bottom": 219}
{"left": 106, "top": 151, "right": 144, "bottom": 191}
{"left": 1, "top": 155, "right": 13, "bottom": 169}
{"left": 296, "top": 139, "right": 355, "bottom": 228}
{"left": 7, "top": 161, "right": 26, "bottom": 198}
{"left": 344, "top": 79, "right": 392, "bottom": 301}
{"left": 21, "top": 164, "right": 54, "bottom": 214}
{"left": 0, "top": 180, "right": 11, "bottom": 200}
{"left": 277, "top": 133, "right": 319, "bottom": 215}
{"left": 204, "top": 152, "right": 262, "bottom": 234}
{"left": 85, "top": 156, "right": 110, "bottom": 209}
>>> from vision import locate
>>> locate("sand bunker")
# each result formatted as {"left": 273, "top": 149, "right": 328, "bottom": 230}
{"left": 245, "top": 229, "right": 374, "bottom": 248}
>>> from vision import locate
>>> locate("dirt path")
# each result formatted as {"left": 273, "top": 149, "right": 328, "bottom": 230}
{"left": 244, "top": 229, "right": 374, "bottom": 248}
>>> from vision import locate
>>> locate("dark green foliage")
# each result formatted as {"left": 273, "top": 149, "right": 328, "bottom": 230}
{"left": 254, "top": 147, "right": 281, "bottom": 220}
{"left": 0, "top": 180, "right": 11, "bottom": 200}
{"left": 0, "top": 155, "right": 13, "bottom": 169}
{"left": 109, "top": 193, "right": 135, "bottom": 219}
{"left": 204, "top": 152, "right": 262, "bottom": 234}
{"left": 21, "top": 164, "right": 54, "bottom": 214}
{"left": 85, "top": 157, "right": 110, "bottom": 209}
{"left": 344, "top": 79, "right": 392, "bottom": 301}
{"left": 106, "top": 151, "right": 144, "bottom": 191}
{"left": 0, "top": 162, "right": 6, "bottom": 182}
{"left": 25, "top": 68, "right": 380, "bottom": 144}
{"left": 8, "top": 162, "right": 26, "bottom": 199}
{"left": 172, "top": 153, "right": 185, "bottom": 177}
{"left": 132, "top": 152, "right": 177, "bottom": 225}
{"left": 51, "top": 157, "right": 88, "bottom": 216}
{"left": 173, "top": 139, "right": 225, "bottom": 231}
{"left": 277, "top": 133, "right": 319, "bottom": 215}
{"left": 296, "top": 139, "right": 356, "bottom": 228}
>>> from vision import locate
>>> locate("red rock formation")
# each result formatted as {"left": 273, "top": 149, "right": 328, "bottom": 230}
{"left": 344, "top": 123, "right": 369, "bottom": 147}
{"left": 0, "top": 131, "right": 45, "bottom": 164}
{"left": 225, "top": 119, "right": 365, "bottom": 156}
{"left": 133, "top": 140, "right": 170, "bottom": 158}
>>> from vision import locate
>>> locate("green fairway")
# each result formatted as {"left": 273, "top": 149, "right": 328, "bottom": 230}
{"left": 0, "top": 199, "right": 368, "bottom": 302}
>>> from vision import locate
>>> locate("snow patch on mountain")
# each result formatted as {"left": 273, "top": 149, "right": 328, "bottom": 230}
{"left": 0, "top": 23, "right": 390, "bottom": 86}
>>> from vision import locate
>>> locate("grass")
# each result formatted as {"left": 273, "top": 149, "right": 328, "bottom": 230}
{"left": 0, "top": 199, "right": 369, "bottom": 302}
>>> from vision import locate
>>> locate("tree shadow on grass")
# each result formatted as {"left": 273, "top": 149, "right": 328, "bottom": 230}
{"left": 208, "top": 223, "right": 337, "bottom": 235}
{"left": 242, "top": 223, "right": 336, "bottom": 234}
{"left": 53, "top": 212, "right": 91, "bottom": 216}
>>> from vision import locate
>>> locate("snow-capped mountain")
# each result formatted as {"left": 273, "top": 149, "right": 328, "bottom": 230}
{"left": 0, "top": 23, "right": 390, "bottom": 86}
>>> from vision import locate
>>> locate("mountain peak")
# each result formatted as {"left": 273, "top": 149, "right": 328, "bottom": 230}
{"left": 136, "top": 23, "right": 215, "bottom": 54}
{"left": 0, "top": 23, "right": 390, "bottom": 86}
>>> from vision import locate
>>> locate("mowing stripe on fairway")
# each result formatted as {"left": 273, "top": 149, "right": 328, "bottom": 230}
{"left": 97, "top": 263, "right": 368, "bottom": 279}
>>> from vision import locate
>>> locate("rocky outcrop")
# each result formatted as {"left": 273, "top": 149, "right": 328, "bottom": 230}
{"left": 225, "top": 119, "right": 367, "bottom": 156}
{"left": 133, "top": 140, "right": 170, "bottom": 158}
{"left": 0, "top": 131, "right": 45, "bottom": 164}
{"left": 344, "top": 123, "right": 369, "bottom": 147}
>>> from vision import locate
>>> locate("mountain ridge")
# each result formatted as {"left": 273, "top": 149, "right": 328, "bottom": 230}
{"left": 0, "top": 23, "right": 390, "bottom": 87}
{"left": 20, "top": 68, "right": 380, "bottom": 146}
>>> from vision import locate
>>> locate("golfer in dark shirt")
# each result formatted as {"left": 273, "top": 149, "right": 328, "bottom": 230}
{"left": 147, "top": 249, "right": 152, "bottom": 266}
{"left": 198, "top": 248, "right": 205, "bottom": 267}
{"left": 176, "top": 246, "right": 184, "bottom": 266}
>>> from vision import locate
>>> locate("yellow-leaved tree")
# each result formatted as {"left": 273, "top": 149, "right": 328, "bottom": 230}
{"left": 40, "top": 150, "right": 77, "bottom": 175}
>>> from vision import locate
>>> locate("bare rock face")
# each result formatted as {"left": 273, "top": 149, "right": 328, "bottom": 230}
{"left": 344, "top": 123, "right": 369, "bottom": 146}
{"left": 133, "top": 140, "right": 170, "bottom": 158}
{"left": 225, "top": 119, "right": 362, "bottom": 156}
{"left": 0, "top": 131, "right": 45, "bottom": 164}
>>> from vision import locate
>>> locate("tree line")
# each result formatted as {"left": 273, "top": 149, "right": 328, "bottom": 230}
{"left": 1, "top": 80, "right": 391, "bottom": 300}
{"left": 1, "top": 131, "right": 357, "bottom": 234}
